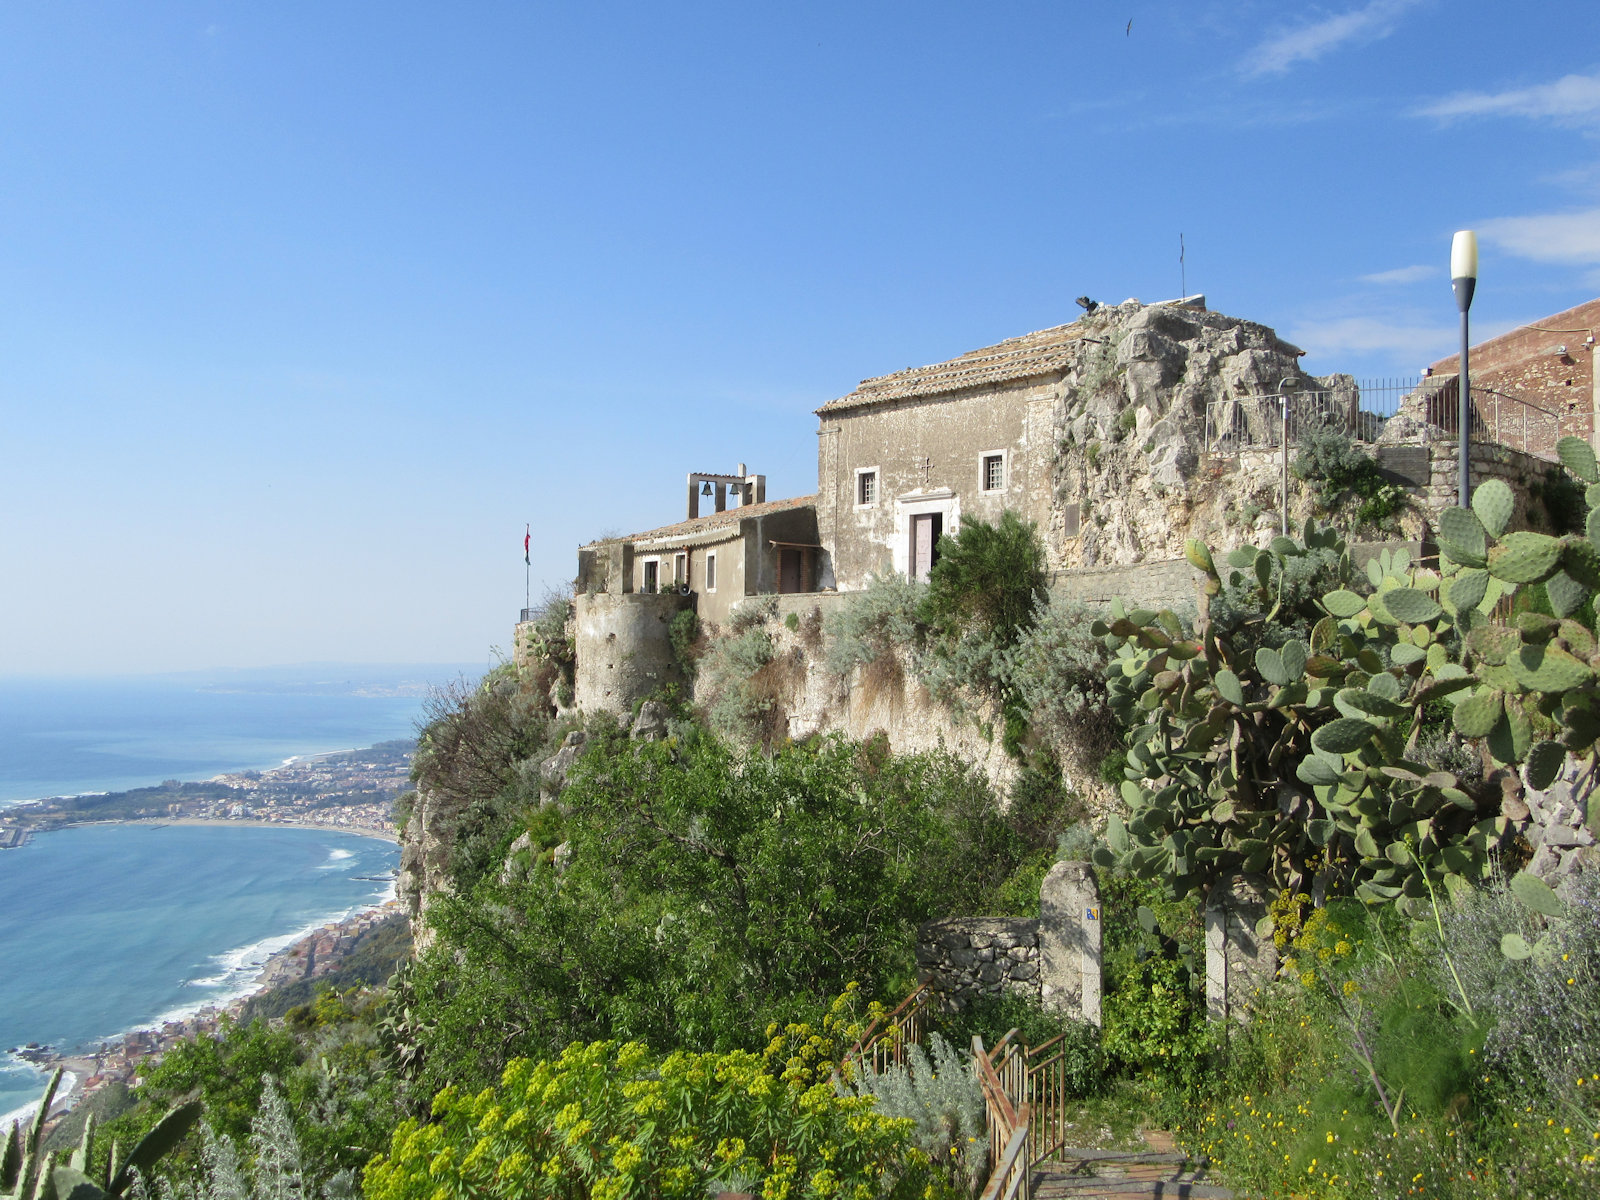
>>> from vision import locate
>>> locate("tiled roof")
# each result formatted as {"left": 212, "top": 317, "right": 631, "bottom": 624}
{"left": 601, "top": 494, "right": 817, "bottom": 546}
{"left": 817, "top": 321, "right": 1090, "bottom": 414}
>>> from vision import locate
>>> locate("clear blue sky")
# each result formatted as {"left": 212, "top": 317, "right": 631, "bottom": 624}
{"left": 2, "top": 2, "right": 1596, "bottom": 675}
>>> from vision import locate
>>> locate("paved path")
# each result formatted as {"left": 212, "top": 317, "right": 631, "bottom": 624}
{"left": 1031, "top": 1136, "right": 1234, "bottom": 1199}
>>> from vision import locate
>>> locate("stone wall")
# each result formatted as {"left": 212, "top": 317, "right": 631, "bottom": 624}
{"left": 915, "top": 917, "right": 1040, "bottom": 1007}
{"left": 914, "top": 862, "right": 1104, "bottom": 1026}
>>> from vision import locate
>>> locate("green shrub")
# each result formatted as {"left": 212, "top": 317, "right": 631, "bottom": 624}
{"left": 823, "top": 573, "right": 926, "bottom": 678}
{"left": 405, "top": 733, "right": 1026, "bottom": 1095}
{"left": 922, "top": 510, "right": 1046, "bottom": 653}
{"left": 667, "top": 608, "right": 700, "bottom": 678}
{"left": 1292, "top": 425, "right": 1407, "bottom": 529}
{"left": 935, "top": 993, "right": 1106, "bottom": 1099}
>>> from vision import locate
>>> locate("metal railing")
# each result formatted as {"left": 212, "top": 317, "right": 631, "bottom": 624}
{"left": 974, "top": 1033, "right": 1031, "bottom": 1200}
{"left": 839, "top": 981, "right": 932, "bottom": 1078}
{"left": 1203, "top": 376, "right": 1567, "bottom": 463}
{"left": 1202, "top": 390, "right": 1349, "bottom": 455}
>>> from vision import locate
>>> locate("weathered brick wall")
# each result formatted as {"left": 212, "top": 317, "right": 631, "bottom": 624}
{"left": 1430, "top": 298, "right": 1598, "bottom": 446}
{"left": 915, "top": 917, "right": 1040, "bottom": 1008}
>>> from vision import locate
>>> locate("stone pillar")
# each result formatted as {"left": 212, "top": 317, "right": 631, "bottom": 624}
{"left": 1038, "top": 860, "right": 1102, "bottom": 1026}
{"left": 1205, "top": 874, "right": 1276, "bottom": 1023}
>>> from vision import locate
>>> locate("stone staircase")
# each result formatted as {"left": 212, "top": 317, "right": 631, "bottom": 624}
{"left": 1030, "top": 1133, "right": 1233, "bottom": 1199}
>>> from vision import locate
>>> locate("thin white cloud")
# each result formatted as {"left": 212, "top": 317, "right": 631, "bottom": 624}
{"left": 1359, "top": 265, "right": 1436, "bottom": 285}
{"left": 1287, "top": 315, "right": 1455, "bottom": 366}
{"left": 1419, "top": 71, "right": 1600, "bottom": 125}
{"left": 1242, "top": 0, "right": 1422, "bottom": 78}
{"left": 1479, "top": 208, "right": 1600, "bottom": 264}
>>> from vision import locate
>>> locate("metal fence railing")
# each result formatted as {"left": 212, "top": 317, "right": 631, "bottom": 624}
{"left": 1204, "top": 376, "right": 1567, "bottom": 463}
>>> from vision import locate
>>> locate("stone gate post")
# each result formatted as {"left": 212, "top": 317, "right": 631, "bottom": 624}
{"left": 1205, "top": 874, "right": 1277, "bottom": 1023}
{"left": 1038, "top": 860, "right": 1102, "bottom": 1026}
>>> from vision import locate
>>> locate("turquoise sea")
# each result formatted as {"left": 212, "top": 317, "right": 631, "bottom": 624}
{"left": 0, "top": 666, "right": 473, "bottom": 1128}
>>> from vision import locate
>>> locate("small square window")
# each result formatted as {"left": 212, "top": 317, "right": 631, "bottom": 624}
{"left": 857, "top": 470, "right": 877, "bottom": 505}
{"left": 981, "top": 453, "right": 1005, "bottom": 492}
{"left": 706, "top": 552, "right": 717, "bottom": 592}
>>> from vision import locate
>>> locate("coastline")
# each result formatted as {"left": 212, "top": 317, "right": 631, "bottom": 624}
{"left": 9, "top": 898, "right": 410, "bottom": 1131}
{"left": 70, "top": 817, "right": 400, "bottom": 844}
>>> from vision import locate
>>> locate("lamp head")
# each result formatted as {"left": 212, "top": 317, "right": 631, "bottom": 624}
{"left": 1451, "top": 230, "right": 1478, "bottom": 312}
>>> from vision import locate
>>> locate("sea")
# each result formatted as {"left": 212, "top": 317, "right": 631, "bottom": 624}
{"left": 0, "top": 665, "right": 477, "bottom": 1130}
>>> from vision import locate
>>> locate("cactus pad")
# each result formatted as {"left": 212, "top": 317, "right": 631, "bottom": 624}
{"left": 1448, "top": 569, "right": 1489, "bottom": 612}
{"left": 1312, "top": 717, "right": 1378, "bottom": 754}
{"left": 1488, "top": 531, "right": 1562, "bottom": 584}
{"left": 1472, "top": 478, "right": 1515, "bottom": 537}
{"left": 1512, "top": 642, "right": 1593, "bottom": 692}
{"left": 1321, "top": 589, "right": 1366, "bottom": 618}
{"left": 1383, "top": 587, "right": 1442, "bottom": 624}
{"left": 1453, "top": 688, "right": 1503, "bottom": 738}
{"left": 1526, "top": 739, "right": 1566, "bottom": 790}
{"left": 1438, "top": 507, "right": 1488, "bottom": 567}
{"left": 1558, "top": 434, "right": 1599, "bottom": 484}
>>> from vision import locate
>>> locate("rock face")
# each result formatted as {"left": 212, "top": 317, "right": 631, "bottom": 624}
{"left": 1050, "top": 300, "right": 1340, "bottom": 570}
{"left": 1522, "top": 759, "right": 1598, "bottom": 883}
{"left": 540, "top": 730, "right": 589, "bottom": 803}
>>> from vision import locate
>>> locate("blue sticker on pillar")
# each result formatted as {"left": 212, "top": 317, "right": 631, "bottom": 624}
{"left": 1086, "top": 907, "right": 1099, "bottom": 921}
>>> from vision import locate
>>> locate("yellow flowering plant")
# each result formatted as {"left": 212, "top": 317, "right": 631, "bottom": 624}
{"left": 363, "top": 1028, "right": 957, "bottom": 1200}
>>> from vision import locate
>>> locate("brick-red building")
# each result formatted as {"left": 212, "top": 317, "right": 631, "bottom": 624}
{"left": 1429, "top": 297, "right": 1600, "bottom": 449}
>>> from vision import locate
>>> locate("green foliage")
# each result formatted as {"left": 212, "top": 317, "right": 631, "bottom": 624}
{"left": 937, "top": 994, "right": 1107, "bottom": 1100}
{"left": 1091, "top": 476, "right": 1600, "bottom": 909}
{"left": 784, "top": 610, "right": 800, "bottom": 631}
{"left": 1098, "top": 871, "right": 1211, "bottom": 1089}
{"left": 701, "top": 625, "right": 786, "bottom": 744}
{"left": 1529, "top": 464, "right": 1587, "bottom": 535}
{"left": 405, "top": 732, "right": 1027, "bottom": 1097}
{"left": 411, "top": 666, "right": 561, "bottom": 893}
{"left": 922, "top": 510, "right": 1046, "bottom": 655}
{"left": 823, "top": 573, "right": 925, "bottom": 679}
{"left": 364, "top": 1035, "right": 955, "bottom": 1200}
{"left": 667, "top": 608, "right": 700, "bottom": 679}
{"left": 1186, "top": 871, "right": 1600, "bottom": 1196}
{"left": 1007, "top": 596, "right": 1120, "bottom": 773}
{"left": 1292, "top": 425, "right": 1408, "bottom": 529}
{"left": 1, "top": 1069, "right": 199, "bottom": 1200}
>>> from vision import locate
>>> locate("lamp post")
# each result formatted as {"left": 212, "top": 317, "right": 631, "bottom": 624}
{"left": 1451, "top": 230, "right": 1478, "bottom": 506}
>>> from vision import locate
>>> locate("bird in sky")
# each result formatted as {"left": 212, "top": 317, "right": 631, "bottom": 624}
{"left": 1126, "top": 18, "right": 1132, "bottom": 35}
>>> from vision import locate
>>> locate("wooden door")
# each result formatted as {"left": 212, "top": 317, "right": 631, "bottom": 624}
{"left": 911, "top": 513, "right": 942, "bottom": 581}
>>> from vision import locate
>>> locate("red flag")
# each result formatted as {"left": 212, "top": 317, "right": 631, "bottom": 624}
{"left": 524, "top": 525, "right": 531, "bottom": 565}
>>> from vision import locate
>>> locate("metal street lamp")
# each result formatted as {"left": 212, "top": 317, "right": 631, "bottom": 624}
{"left": 1452, "top": 230, "right": 1478, "bottom": 506}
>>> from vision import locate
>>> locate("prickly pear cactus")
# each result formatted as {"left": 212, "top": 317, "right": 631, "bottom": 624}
{"left": 1093, "top": 438, "right": 1600, "bottom": 912}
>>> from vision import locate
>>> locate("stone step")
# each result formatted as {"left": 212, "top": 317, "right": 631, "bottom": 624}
{"left": 1035, "top": 1183, "right": 1234, "bottom": 1199}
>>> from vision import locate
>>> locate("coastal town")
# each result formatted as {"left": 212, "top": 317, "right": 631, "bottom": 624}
{"left": 0, "top": 741, "right": 414, "bottom": 846}
{"left": 11, "top": 903, "right": 410, "bottom": 1128}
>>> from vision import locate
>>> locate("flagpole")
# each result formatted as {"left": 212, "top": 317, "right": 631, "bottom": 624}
{"left": 524, "top": 523, "right": 531, "bottom": 618}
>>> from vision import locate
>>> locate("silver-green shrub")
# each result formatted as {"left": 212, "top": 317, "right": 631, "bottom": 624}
{"left": 1006, "top": 597, "right": 1117, "bottom": 772}
{"left": 1436, "top": 867, "right": 1600, "bottom": 1114}
{"left": 823, "top": 573, "right": 926, "bottom": 678}
{"left": 843, "top": 1034, "right": 986, "bottom": 1194}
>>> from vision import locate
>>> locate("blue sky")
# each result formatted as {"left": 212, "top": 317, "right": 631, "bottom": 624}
{"left": 2, "top": 1, "right": 1597, "bottom": 674}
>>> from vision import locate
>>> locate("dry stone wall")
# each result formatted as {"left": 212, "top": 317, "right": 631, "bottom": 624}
{"left": 914, "top": 917, "right": 1040, "bottom": 1007}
